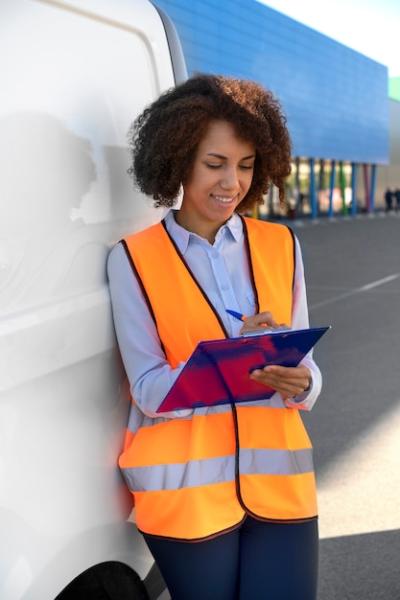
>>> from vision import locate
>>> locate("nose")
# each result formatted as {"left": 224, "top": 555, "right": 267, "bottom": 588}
{"left": 220, "top": 166, "right": 240, "bottom": 191}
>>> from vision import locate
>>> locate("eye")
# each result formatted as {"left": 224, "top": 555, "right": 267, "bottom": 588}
{"left": 240, "top": 165, "right": 254, "bottom": 170}
{"left": 206, "top": 163, "right": 222, "bottom": 169}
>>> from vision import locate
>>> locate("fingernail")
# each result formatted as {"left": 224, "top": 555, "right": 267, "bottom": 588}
{"left": 251, "top": 370, "right": 262, "bottom": 376}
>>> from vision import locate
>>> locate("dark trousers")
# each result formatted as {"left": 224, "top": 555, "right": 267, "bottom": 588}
{"left": 143, "top": 516, "right": 318, "bottom": 600}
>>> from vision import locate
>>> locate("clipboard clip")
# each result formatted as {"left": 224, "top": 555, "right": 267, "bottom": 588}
{"left": 241, "top": 326, "right": 291, "bottom": 337}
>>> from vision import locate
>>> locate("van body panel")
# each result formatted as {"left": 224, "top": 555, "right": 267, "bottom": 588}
{"left": 0, "top": 0, "right": 185, "bottom": 597}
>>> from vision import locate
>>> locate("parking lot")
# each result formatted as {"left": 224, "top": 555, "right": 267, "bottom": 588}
{"left": 294, "top": 213, "right": 400, "bottom": 600}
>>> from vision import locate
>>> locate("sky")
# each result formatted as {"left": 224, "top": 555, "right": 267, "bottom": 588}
{"left": 258, "top": 0, "right": 400, "bottom": 77}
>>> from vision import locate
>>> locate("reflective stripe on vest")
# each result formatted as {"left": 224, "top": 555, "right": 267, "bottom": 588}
{"left": 120, "top": 216, "right": 317, "bottom": 539}
{"left": 122, "top": 448, "right": 313, "bottom": 492}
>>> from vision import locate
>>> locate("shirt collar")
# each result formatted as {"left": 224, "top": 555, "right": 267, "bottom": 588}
{"left": 164, "top": 210, "right": 243, "bottom": 255}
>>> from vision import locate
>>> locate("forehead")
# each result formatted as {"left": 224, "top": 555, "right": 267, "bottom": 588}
{"left": 197, "top": 120, "right": 254, "bottom": 154}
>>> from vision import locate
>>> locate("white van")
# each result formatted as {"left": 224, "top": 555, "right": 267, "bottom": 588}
{"left": 0, "top": 1, "right": 186, "bottom": 598}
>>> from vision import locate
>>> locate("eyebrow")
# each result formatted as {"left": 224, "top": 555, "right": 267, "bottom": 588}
{"left": 206, "top": 153, "right": 256, "bottom": 160}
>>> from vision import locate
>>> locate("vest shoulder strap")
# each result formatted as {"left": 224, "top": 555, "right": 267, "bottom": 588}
{"left": 242, "top": 217, "right": 295, "bottom": 324}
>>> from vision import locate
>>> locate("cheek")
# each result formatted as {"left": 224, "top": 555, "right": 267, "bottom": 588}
{"left": 204, "top": 175, "right": 223, "bottom": 194}
{"left": 194, "top": 168, "right": 218, "bottom": 190}
{"left": 184, "top": 176, "right": 206, "bottom": 197}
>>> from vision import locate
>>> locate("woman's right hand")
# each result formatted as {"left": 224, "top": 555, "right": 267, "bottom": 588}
{"left": 239, "top": 311, "right": 286, "bottom": 334}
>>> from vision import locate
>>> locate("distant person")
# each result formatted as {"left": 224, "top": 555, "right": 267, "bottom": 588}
{"left": 298, "top": 191, "right": 305, "bottom": 215}
{"left": 395, "top": 188, "right": 400, "bottom": 213}
{"left": 384, "top": 188, "right": 393, "bottom": 212}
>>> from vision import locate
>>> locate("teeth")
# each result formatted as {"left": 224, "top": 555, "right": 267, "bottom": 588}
{"left": 213, "top": 195, "right": 236, "bottom": 203}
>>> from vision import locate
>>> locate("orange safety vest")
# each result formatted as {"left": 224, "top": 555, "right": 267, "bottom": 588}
{"left": 119, "top": 216, "right": 317, "bottom": 540}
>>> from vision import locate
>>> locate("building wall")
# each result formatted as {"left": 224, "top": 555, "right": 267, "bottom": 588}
{"left": 376, "top": 99, "right": 400, "bottom": 205}
{"left": 154, "top": 0, "right": 389, "bottom": 165}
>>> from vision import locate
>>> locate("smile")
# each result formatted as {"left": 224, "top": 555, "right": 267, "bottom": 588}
{"left": 211, "top": 194, "right": 238, "bottom": 204}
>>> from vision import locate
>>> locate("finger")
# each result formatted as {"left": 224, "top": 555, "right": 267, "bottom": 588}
{"left": 256, "top": 312, "right": 279, "bottom": 327}
{"left": 262, "top": 377, "right": 305, "bottom": 395}
{"left": 251, "top": 370, "right": 309, "bottom": 395}
{"left": 250, "top": 372, "right": 306, "bottom": 395}
{"left": 244, "top": 312, "right": 279, "bottom": 329}
{"left": 259, "top": 375, "right": 308, "bottom": 391}
{"left": 263, "top": 365, "right": 311, "bottom": 382}
{"left": 263, "top": 365, "right": 305, "bottom": 376}
{"left": 253, "top": 379, "right": 305, "bottom": 398}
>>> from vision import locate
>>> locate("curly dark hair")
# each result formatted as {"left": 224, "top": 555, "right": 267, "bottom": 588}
{"left": 128, "top": 74, "right": 292, "bottom": 212}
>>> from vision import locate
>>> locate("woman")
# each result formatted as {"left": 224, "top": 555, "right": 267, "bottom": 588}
{"left": 107, "top": 74, "right": 322, "bottom": 600}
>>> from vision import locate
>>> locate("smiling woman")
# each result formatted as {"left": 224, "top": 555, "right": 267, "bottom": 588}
{"left": 176, "top": 120, "right": 255, "bottom": 242}
{"left": 107, "top": 74, "right": 322, "bottom": 600}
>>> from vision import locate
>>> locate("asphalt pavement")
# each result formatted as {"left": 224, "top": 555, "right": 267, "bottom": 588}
{"left": 293, "top": 212, "right": 400, "bottom": 600}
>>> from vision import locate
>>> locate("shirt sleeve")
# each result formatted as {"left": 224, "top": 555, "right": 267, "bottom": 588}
{"left": 284, "top": 234, "right": 322, "bottom": 411}
{"left": 107, "top": 242, "right": 192, "bottom": 419}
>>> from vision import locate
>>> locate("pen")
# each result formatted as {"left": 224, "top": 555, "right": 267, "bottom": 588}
{"left": 226, "top": 309, "right": 246, "bottom": 322}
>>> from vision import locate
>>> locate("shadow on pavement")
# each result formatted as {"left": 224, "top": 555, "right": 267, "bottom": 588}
{"left": 319, "top": 529, "right": 400, "bottom": 600}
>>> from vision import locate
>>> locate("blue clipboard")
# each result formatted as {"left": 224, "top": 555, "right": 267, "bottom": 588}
{"left": 157, "top": 326, "right": 330, "bottom": 413}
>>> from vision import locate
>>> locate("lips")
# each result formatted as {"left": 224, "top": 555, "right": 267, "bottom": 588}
{"left": 211, "top": 194, "right": 238, "bottom": 204}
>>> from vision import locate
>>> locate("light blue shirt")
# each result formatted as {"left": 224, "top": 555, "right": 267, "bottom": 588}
{"left": 107, "top": 211, "right": 322, "bottom": 418}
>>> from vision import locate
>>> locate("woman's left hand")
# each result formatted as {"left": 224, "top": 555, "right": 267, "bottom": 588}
{"left": 249, "top": 364, "right": 311, "bottom": 401}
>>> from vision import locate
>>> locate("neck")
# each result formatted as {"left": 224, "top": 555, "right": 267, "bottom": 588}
{"left": 174, "top": 210, "right": 221, "bottom": 244}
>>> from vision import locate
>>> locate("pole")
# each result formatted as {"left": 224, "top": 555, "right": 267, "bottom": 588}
{"left": 363, "top": 164, "right": 370, "bottom": 212}
{"left": 351, "top": 163, "right": 358, "bottom": 216}
{"left": 309, "top": 158, "right": 317, "bottom": 219}
{"left": 339, "top": 161, "right": 346, "bottom": 215}
{"left": 329, "top": 160, "right": 336, "bottom": 218}
{"left": 370, "top": 164, "right": 377, "bottom": 213}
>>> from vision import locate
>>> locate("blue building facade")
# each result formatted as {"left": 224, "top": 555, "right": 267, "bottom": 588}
{"left": 154, "top": 0, "right": 388, "bottom": 164}
{"left": 154, "top": 0, "right": 390, "bottom": 214}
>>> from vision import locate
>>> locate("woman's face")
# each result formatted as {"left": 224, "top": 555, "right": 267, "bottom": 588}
{"left": 178, "top": 119, "right": 255, "bottom": 242}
